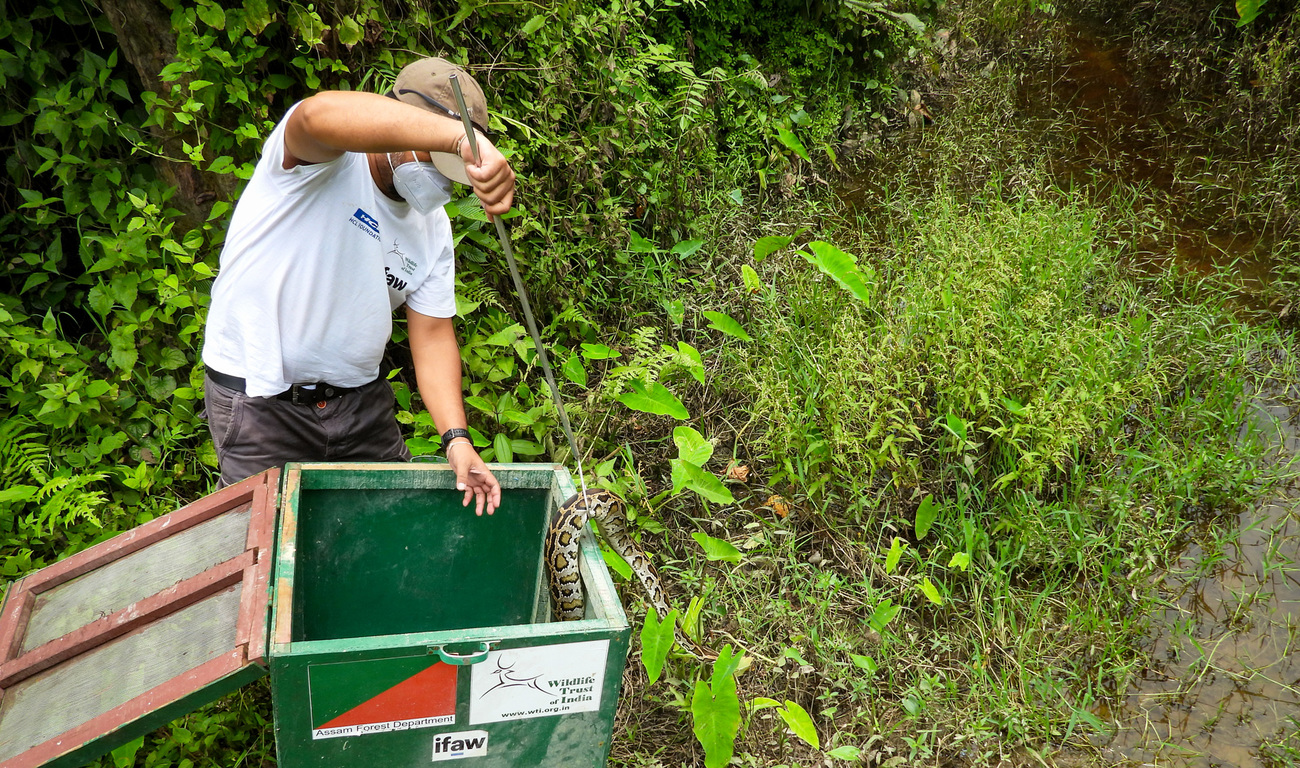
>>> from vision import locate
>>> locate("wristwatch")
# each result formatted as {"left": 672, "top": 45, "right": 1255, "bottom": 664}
{"left": 441, "top": 428, "right": 472, "bottom": 449}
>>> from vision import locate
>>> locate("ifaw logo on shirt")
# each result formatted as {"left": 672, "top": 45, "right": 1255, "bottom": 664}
{"left": 384, "top": 265, "right": 407, "bottom": 292}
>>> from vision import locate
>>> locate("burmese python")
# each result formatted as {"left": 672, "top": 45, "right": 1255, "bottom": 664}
{"left": 545, "top": 489, "right": 671, "bottom": 621}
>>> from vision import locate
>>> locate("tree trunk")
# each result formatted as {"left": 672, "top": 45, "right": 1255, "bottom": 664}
{"left": 96, "top": 0, "right": 235, "bottom": 228}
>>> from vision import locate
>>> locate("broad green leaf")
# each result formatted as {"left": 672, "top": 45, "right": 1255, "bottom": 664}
{"left": 711, "top": 644, "right": 744, "bottom": 687}
{"left": 640, "top": 608, "right": 679, "bottom": 684}
{"left": 449, "top": 3, "right": 474, "bottom": 29}
{"left": 617, "top": 380, "right": 689, "bottom": 420}
{"left": 108, "top": 326, "right": 138, "bottom": 373}
{"left": 580, "top": 343, "right": 620, "bottom": 360}
{"left": 728, "top": 189, "right": 743, "bottom": 205}
{"left": 1236, "top": 0, "right": 1266, "bottom": 25}
{"left": 335, "top": 15, "right": 364, "bottom": 44}
{"left": 741, "top": 264, "right": 763, "bottom": 294}
{"left": 677, "top": 341, "right": 706, "bottom": 385}
{"left": 111, "top": 736, "right": 145, "bottom": 768}
{"left": 562, "top": 354, "right": 588, "bottom": 387}
{"left": 629, "top": 231, "right": 657, "bottom": 252}
{"left": 673, "top": 425, "right": 713, "bottom": 465}
{"left": 493, "top": 433, "right": 513, "bottom": 463}
{"left": 914, "top": 494, "right": 939, "bottom": 540}
{"left": 749, "top": 697, "right": 782, "bottom": 711}
{"left": 691, "top": 675, "right": 741, "bottom": 768}
{"left": 948, "top": 552, "right": 971, "bottom": 571}
{"left": 671, "top": 239, "right": 706, "bottom": 257}
{"left": 521, "top": 13, "right": 547, "bottom": 34}
{"left": 828, "top": 745, "right": 863, "bottom": 761}
{"left": 196, "top": 0, "right": 226, "bottom": 29}
{"left": 776, "top": 125, "right": 811, "bottom": 162}
{"left": 509, "top": 439, "right": 545, "bottom": 456}
{"left": 753, "top": 235, "right": 793, "bottom": 262}
{"left": 667, "top": 298, "right": 686, "bottom": 326}
{"left": 1002, "top": 396, "right": 1027, "bottom": 417}
{"left": 89, "top": 187, "right": 111, "bottom": 215}
{"left": 803, "top": 241, "right": 875, "bottom": 303}
{"left": 691, "top": 532, "right": 743, "bottom": 563}
{"left": 868, "top": 599, "right": 901, "bottom": 633}
{"left": 850, "top": 653, "right": 877, "bottom": 675}
{"left": 464, "top": 395, "right": 494, "bottom": 414}
{"left": 243, "top": 0, "right": 272, "bottom": 33}
{"left": 777, "top": 700, "right": 819, "bottom": 750}
{"left": 87, "top": 284, "right": 113, "bottom": 316}
{"left": 919, "top": 577, "right": 943, "bottom": 605}
{"left": 945, "top": 411, "right": 967, "bottom": 442}
{"left": 484, "top": 324, "right": 525, "bottom": 347}
{"left": 702, "top": 310, "right": 752, "bottom": 341}
{"left": 601, "top": 543, "right": 633, "bottom": 580}
{"left": 158, "top": 347, "right": 188, "bottom": 371}
{"left": 887, "top": 10, "right": 927, "bottom": 34}
{"left": 0, "top": 486, "right": 38, "bottom": 505}
{"left": 671, "top": 459, "right": 735, "bottom": 504}
{"left": 884, "top": 537, "right": 906, "bottom": 574}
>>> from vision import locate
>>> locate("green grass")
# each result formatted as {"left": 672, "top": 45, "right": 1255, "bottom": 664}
{"left": 590, "top": 172, "right": 1294, "bottom": 766}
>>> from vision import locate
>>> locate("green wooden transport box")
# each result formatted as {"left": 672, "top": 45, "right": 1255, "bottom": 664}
{"left": 0, "top": 463, "right": 631, "bottom": 768}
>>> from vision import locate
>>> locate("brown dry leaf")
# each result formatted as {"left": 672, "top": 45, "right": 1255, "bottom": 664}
{"left": 765, "top": 494, "right": 791, "bottom": 518}
{"left": 726, "top": 462, "right": 751, "bottom": 482}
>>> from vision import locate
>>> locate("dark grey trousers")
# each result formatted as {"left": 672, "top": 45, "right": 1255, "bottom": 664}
{"left": 204, "top": 374, "right": 411, "bottom": 487}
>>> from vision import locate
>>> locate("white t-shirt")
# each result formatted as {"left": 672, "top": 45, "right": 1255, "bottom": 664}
{"left": 203, "top": 103, "right": 456, "bottom": 397}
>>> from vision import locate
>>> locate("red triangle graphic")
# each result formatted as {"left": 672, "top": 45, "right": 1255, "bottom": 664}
{"left": 319, "top": 662, "right": 458, "bottom": 729}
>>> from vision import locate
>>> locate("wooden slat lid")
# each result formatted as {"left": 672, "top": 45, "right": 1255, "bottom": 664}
{"left": 0, "top": 470, "right": 278, "bottom": 768}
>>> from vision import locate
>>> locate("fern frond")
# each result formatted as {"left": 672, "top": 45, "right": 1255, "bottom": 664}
{"left": 458, "top": 277, "right": 506, "bottom": 311}
{"left": 30, "top": 471, "right": 107, "bottom": 535}
{"left": 0, "top": 418, "right": 49, "bottom": 485}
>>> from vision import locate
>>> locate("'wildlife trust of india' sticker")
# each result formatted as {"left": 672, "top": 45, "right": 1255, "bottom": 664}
{"left": 469, "top": 639, "right": 610, "bottom": 724}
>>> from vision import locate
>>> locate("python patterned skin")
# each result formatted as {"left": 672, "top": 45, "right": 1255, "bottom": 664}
{"left": 545, "top": 489, "right": 671, "bottom": 621}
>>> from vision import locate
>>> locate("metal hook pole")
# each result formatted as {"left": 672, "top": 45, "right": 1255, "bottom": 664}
{"left": 448, "top": 74, "right": 589, "bottom": 498}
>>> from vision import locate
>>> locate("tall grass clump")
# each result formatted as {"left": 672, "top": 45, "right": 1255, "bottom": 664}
{"left": 745, "top": 190, "right": 1178, "bottom": 505}
{"left": 690, "top": 184, "right": 1286, "bottom": 761}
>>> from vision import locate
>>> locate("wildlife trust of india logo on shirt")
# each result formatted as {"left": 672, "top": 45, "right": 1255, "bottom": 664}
{"left": 349, "top": 208, "right": 380, "bottom": 240}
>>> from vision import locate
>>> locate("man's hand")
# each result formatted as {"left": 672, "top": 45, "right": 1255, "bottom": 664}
{"left": 446, "top": 440, "right": 501, "bottom": 516}
{"left": 459, "top": 133, "right": 515, "bottom": 217}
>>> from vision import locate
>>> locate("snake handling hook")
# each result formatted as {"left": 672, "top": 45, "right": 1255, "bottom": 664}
{"left": 449, "top": 73, "right": 590, "bottom": 500}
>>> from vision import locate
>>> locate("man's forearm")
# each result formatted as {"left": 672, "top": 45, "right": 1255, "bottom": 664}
{"left": 289, "top": 91, "right": 467, "bottom": 163}
{"left": 408, "top": 311, "right": 471, "bottom": 437}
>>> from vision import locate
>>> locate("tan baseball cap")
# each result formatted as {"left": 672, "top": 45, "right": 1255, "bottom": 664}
{"left": 389, "top": 57, "right": 491, "bottom": 185}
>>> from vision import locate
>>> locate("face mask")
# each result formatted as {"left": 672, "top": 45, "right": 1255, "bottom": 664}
{"left": 388, "top": 153, "right": 452, "bottom": 215}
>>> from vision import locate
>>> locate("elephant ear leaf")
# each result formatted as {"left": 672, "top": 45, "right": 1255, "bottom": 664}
{"left": 617, "top": 380, "right": 689, "bottom": 419}
{"left": 802, "top": 241, "right": 875, "bottom": 303}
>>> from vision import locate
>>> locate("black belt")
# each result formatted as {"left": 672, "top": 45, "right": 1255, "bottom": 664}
{"left": 207, "top": 368, "right": 367, "bottom": 406}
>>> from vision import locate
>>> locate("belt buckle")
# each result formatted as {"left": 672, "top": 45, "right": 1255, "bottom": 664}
{"left": 290, "top": 385, "right": 312, "bottom": 406}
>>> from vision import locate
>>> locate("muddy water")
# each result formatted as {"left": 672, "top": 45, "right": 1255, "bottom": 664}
{"left": 1018, "top": 22, "right": 1300, "bottom": 767}
{"left": 1094, "top": 396, "right": 1300, "bottom": 767}
{"left": 1022, "top": 24, "right": 1279, "bottom": 294}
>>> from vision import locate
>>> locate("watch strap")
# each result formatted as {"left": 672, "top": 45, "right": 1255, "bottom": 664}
{"left": 441, "top": 428, "right": 472, "bottom": 448}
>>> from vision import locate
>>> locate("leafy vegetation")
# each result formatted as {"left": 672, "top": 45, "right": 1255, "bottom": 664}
{"left": 4, "top": 0, "right": 1300, "bottom": 765}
